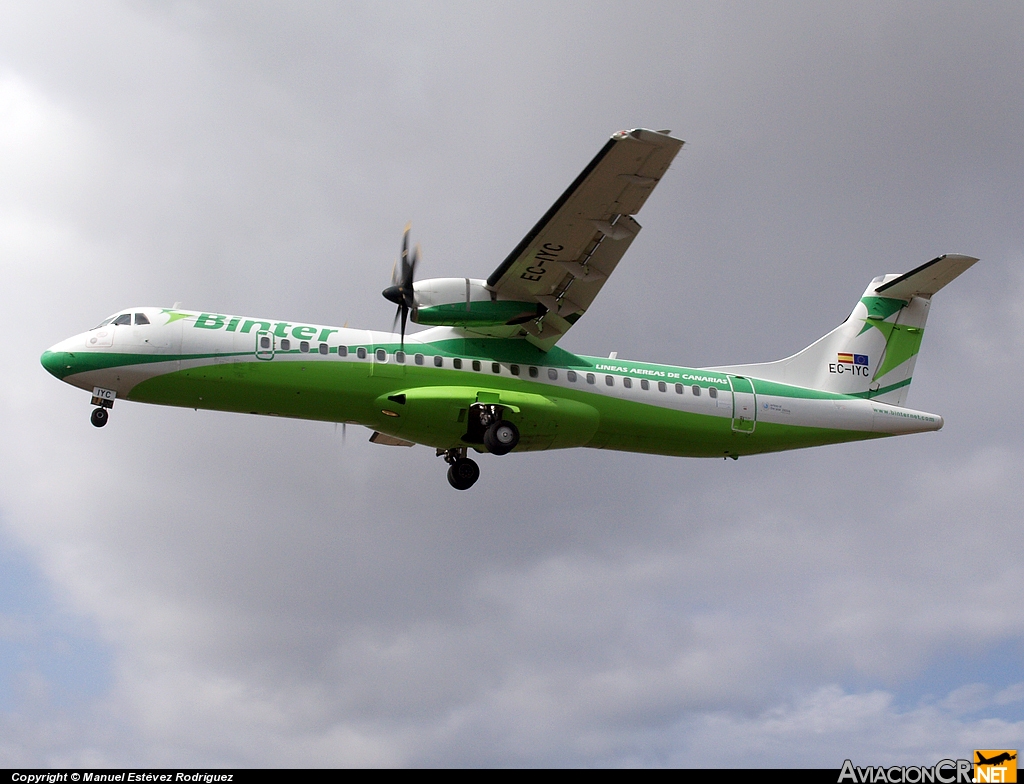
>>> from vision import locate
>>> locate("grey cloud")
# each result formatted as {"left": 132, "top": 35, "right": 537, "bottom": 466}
{"left": 2, "top": 0, "right": 1023, "bottom": 766}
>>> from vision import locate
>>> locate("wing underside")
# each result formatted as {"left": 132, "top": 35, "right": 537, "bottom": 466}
{"left": 481, "top": 129, "right": 684, "bottom": 350}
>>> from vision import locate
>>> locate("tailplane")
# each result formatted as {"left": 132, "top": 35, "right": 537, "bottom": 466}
{"left": 709, "top": 254, "right": 977, "bottom": 405}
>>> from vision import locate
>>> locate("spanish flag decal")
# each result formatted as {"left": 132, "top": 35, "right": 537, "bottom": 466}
{"left": 837, "top": 353, "right": 869, "bottom": 366}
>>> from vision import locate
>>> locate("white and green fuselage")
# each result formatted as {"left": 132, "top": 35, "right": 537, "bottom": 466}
{"left": 39, "top": 294, "right": 946, "bottom": 461}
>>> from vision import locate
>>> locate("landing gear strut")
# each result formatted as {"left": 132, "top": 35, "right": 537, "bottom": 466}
{"left": 439, "top": 447, "right": 480, "bottom": 490}
{"left": 90, "top": 407, "right": 109, "bottom": 428}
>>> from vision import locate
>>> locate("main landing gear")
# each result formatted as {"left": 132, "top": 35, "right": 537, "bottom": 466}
{"left": 440, "top": 447, "right": 480, "bottom": 490}
{"left": 90, "top": 407, "right": 109, "bottom": 428}
{"left": 483, "top": 420, "right": 519, "bottom": 456}
{"left": 468, "top": 404, "right": 520, "bottom": 456}
{"left": 439, "top": 406, "right": 522, "bottom": 490}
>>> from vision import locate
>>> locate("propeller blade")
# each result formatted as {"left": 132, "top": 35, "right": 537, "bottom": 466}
{"left": 406, "top": 243, "right": 420, "bottom": 306}
{"left": 384, "top": 223, "right": 419, "bottom": 348}
{"left": 400, "top": 222, "right": 412, "bottom": 282}
{"left": 392, "top": 304, "right": 402, "bottom": 333}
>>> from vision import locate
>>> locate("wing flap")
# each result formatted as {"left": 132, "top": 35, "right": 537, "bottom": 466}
{"left": 369, "top": 431, "right": 415, "bottom": 447}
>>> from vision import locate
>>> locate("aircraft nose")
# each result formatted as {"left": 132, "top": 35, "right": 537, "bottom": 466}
{"left": 40, "top": 349, "right": 70, "bottom": 379}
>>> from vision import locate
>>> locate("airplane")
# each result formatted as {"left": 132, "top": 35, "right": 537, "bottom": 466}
{"left": 976, "top": 752, "right": 1017, "bottom": 766}
{"left": 40, "top": 128, "right": 977, "bottom": 490}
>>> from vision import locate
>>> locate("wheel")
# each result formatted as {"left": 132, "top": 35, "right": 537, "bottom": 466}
{"left": 483, "top": 421, "right": 519, "bottom": 455}
{"left": 446, "top": 457, "right": 480, "bottom": 490}
{"left": 90, "top": 407, "right": 109, "bottom": 428}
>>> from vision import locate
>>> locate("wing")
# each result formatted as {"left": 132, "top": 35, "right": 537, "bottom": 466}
{"left": 486, "top": 128, "right": 684, "bottom": 350}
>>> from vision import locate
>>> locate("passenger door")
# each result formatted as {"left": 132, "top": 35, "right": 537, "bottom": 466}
{"left": 255, "top": 330, "right": 275, "bottom": 360}
{"left": 728, "top": 375, "right": 756, "bottom": 433}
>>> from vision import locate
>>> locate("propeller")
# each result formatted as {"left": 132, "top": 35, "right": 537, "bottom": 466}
{"left": 382, "top": 223, "right": 419, "bottom": 349}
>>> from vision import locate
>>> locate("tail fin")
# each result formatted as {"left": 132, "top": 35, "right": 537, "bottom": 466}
{"left": 709, "top": 254, "right": 977, "bottom": 405}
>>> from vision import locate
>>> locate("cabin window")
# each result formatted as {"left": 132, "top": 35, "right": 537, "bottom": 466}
{"left": 338, "top": 346, "right": 348, "bottom": 357}
{"left": 709, "top": 386, "right": 718, "bottom": 399}
{"left": 675, "top": 383, "right": 683, "bottom": 394}
{"left": 357, "top": 347, "right": 367, "bottom": 359}
{"left": 548, "top": 368, "right": 558, "bottom": 380}
{"left": 134, "top": 313, "right": 150, "bottom": 325}
{"left": 415, "top": 353, "right": 424, "bottom": 365}
{"left": 658, "top": 381, "right": 667, "bottom": 393}
{"left": 375, "top": 348, "right": 386, "bottom": 361}
{"left": 623, "top": 377, "right": 633, "bottom": 389}
{"left": 586, "top": 373, "right": 595, "bottom": 384}
{"left": 301, "top": 341, "right": 310, "bottom": 353}
{"left": 692, "top": 385, "right": 700, "bottom": 396}
{"left": 319, "top": 343, "right": 329, "bottom": 355}
{"left": 472, "top": 360, "right": 481, "bottom": 371}
{"left": 434, "top": 356, "right": 443, "bottom": 367}
{"left": 113, "top": 314, "right": 131, "bottom": 326}
{"left": 453, "top": 358, "right": 462, "bottom": 369}
{"left": 492, "top": 362, "right": 501, "bottom": 374}
{"left": 280, "top": 339, "right": 291, "bottom": 351}
{"left": 567, "top": 370, "right": 577, "bottom": 382}
{"left": 260, "top": 336, "right": 271, "bottom": 350}
{"left": 641, "top": 379, "right": 650, "bottom": 390}
{"left": 605, "top": 375, "right": 614, "bottom": 386}
{"left": 529, "top": 366, "right": 538, "bottom": 378}
{"left": 395, "top": 350, "right": 405, "bottom": 363}
{"left": 511, "top": 364, "right": 520, "bottom": 376}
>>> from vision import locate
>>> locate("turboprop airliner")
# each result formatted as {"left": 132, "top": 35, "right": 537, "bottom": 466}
{"left": 41, "top": 129, "right": 977, "bottom": 489}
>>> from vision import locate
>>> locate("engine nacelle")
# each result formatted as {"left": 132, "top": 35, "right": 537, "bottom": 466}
{"left": 412, "top": 278, "right": 540, "bottom": 327}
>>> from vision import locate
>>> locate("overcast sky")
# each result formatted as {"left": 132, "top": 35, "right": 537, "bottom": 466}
{"left": 2, "top": 1, "right": 1023, "bottom": 767}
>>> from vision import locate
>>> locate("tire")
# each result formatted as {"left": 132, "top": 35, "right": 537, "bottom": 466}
{"left": 446, "top": 457, "right": 480, "bottom": 490}
{"left": 90, "top": 407, "right": 109, "bottom": 428}
{"left": 483, "top": 421, "right": 519, "bottom": 455}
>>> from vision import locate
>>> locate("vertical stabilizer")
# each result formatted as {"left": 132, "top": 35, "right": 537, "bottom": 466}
{"left": 708, "top": 254, "right": 977, "bottom": 405}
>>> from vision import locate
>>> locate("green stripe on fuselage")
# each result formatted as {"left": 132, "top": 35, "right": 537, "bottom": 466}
{"left": 123, "top": 351, "right": 883, "bottom": 458}
{"left": 41, "top": 350, "right": 251, "bottom": 380}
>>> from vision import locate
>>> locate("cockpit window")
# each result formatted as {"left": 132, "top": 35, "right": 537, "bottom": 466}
{"left": 91, "top": 316, "right": 116, "bottom": 330}
{"left": 113, "top": 314, "right": 132, "bottom": 326}
{"left": 134, "top": 313, "right": 150, "bottom": 325}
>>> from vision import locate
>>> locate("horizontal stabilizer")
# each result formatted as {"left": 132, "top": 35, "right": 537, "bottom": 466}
{"left": 875, "top": 254, "right": 978, "bottom": 300}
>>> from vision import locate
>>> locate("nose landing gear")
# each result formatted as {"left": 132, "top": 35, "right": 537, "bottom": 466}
{"left": 89, "top": 387, "right": 116, "bottom": 428}
{"left": 439, "top": 447, "right": 480, "bottom": 490}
